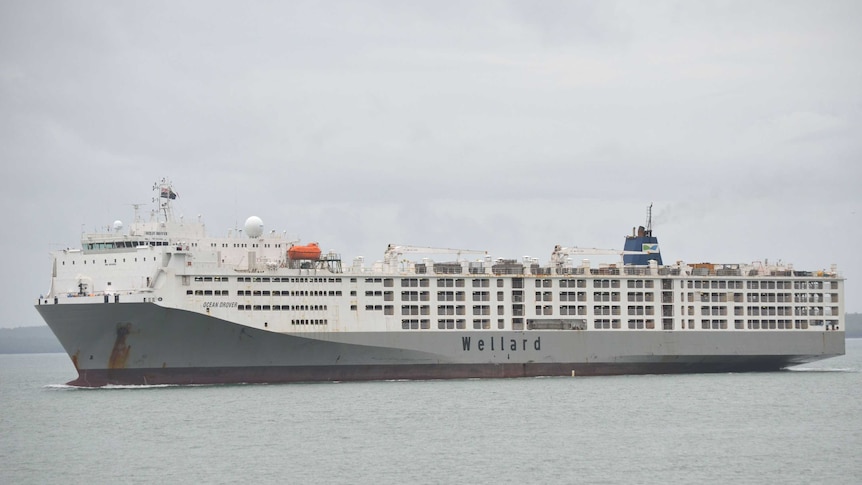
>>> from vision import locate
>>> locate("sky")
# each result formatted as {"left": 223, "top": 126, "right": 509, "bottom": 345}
{"left": 2, "top": 0, "right": 861, "bottom": 327}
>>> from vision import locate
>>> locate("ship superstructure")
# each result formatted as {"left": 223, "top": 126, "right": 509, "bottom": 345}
{"left": 36, "top": 180, "right": 845, "bottom": 386}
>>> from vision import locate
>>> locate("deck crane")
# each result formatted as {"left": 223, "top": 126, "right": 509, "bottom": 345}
{"left": 549, "top": 244, "right": 655, "bottom": 271}
{"left": 383, "top": 244, "right": 488, "bottom": 268}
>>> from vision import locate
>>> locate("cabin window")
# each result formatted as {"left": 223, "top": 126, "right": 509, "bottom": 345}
{"left": 438, "top": 319, "right": 454, "bottom": 329}
{"left": 438, "top": 291, "right": 455, "bottom": 302}
{"left": 472, "top": 305, "right": 490, "bottom": 316}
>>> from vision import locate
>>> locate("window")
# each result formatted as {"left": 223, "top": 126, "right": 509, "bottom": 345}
{"left": 594, "top": 292, "right": 611, "bottom": 302}
{"left": 438, "top": 291, "right": 455, "bottom": 301}
{"left": 472, "top": 305, "right": 490, "bottom": 316}
{"left": 560, "top": 305, "right": 578, "bottom": 316}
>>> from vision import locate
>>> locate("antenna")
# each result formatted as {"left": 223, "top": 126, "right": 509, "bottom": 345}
{"left": 127, "top": 203, "right": 145, "bottom": 223}
{"left": 645, "top": 203, "right": 653, "bottom": 236}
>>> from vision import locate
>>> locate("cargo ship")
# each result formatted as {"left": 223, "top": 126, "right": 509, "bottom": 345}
{"left": 35, "top": 179, "right": 845, "bottom": 386}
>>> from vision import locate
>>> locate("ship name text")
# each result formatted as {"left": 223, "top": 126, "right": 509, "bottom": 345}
{"left": 461, "top": 336, "right": 541, "bottom": 352}
{"left": 203, "top": 301, "right": 238, "bottom": 308}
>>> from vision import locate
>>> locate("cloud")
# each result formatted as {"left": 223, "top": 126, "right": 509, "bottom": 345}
{"left": 2, "top": 0, "right": 862, "bottom": 327}
{"left": 752, "top": 111, "right": 847, "bottom": 143}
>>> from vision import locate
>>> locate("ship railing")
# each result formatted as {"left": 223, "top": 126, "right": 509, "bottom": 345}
{"left": 39, "top": 287, "right": 150, "bottom": 306}
{"left": 468, "top": 262, "right": 487, "bottom": 274}
{"left": 433, "top": 263, "right": 463, "bottom": 275}
{"left": 491, "top": 266, "right": 525, "bottom": 275}
{"left": 530, "top": 266, "right": 554, "bottom": 275}
{"left": 59, "top": 287, "right": 148, "bottom": 298}
{"left": 715, "top": 268, "right": 742, "bottom": 276}
{"left": 590, "top": 267, "right": 620, "bottom": 276}
{"left": 624, "top": 266, "right": 652, "bottom": 276}
{"left": 554, "top": 267, "right": 586, "bottom": 275}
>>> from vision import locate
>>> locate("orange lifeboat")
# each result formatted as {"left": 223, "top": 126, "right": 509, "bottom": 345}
{"left": 288, "top": 242, "right": 321, "bottom": 260}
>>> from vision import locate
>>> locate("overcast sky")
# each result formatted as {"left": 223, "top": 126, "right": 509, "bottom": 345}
{"left": 2, "top": 0, "right": 861, "bottom": 328}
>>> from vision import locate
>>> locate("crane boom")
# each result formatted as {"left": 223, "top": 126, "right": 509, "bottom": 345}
{"left": 382, "top": 244, "right": 488, "bottom": 270}
{"left": 550, "top": 244, "right": 653, "bottom": 267}
{"left": 385, "top": 244, "right": 487, "bottom": 260}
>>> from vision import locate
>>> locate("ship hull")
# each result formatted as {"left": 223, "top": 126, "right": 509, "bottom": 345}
{"left": 36, "top": 302, "right": 846, "bottom": 386}
{"left": 60, "top": 358, "right": 827, "bottom": 387}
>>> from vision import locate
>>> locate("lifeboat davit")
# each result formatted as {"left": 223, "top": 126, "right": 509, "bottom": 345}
{"left": 288, "top": 242, "right": 321, "bottom": 260}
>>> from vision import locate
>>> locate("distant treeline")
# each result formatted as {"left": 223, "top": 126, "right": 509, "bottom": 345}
{"left": 0, "top": 326, "right": 64, "bottom": 354}
{"left": 847, "top": 313, "right": 862, "bottom": 338}
{"left": 2, "top": 315, "right": 862, "bottom": 354}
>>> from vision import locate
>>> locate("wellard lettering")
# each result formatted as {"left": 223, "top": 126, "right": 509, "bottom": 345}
{"left": 461, "top": 336, "right": 541, "bottom": 352}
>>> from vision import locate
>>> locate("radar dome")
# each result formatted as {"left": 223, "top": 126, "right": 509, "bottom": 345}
{"left": 113, "top": 220, "right": 123, "bottom": 232}
{"left": 244, "top": 216, "right": 264, "bottom": 238}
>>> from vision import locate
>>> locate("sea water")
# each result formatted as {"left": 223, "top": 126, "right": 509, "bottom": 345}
{"left": 2, "top": 340, "right": 861, "bottom": 484}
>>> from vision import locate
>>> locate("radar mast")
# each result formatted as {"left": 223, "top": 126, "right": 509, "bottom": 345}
{"left": 153, "top": 178, "right": 178, "bottom": 223}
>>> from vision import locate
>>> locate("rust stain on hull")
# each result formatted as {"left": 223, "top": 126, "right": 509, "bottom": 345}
{"left": 70, "top": 350, "right": 80, "bottom": 370}
{"left": 108, "top": 323, "right": 132, "bottom": 369}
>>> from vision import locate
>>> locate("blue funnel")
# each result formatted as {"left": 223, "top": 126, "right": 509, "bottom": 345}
{"left": 623, "top": 225, "right": 662, "bottom": 265}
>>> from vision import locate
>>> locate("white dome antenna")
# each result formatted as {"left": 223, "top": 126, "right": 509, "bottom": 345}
{"left": 244, "top": 216, "right": 264, "bottom": 238}
{"left": 113, "top": 220, "right": 123, "bottom": 232}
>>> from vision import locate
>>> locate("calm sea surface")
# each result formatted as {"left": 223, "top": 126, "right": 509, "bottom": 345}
{"left": 2, "top": 340, "right": 861, "bottom": 485}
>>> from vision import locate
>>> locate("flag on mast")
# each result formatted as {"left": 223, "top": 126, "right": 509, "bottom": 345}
{"left": 160, "top": 186, "right": 178, "bottom": 199}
